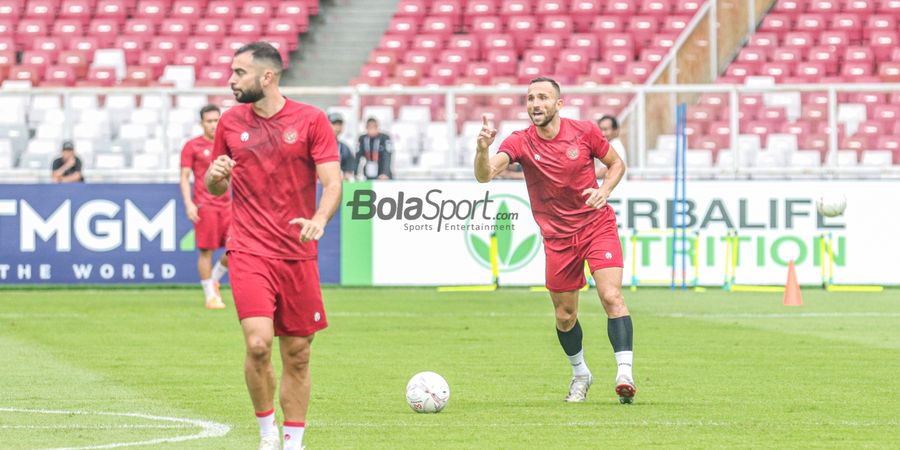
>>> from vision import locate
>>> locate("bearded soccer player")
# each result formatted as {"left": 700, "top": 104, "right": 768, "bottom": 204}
{"left": 180, "top": 104, "right": 229, "bottom": 309}
{"left": 473, "top": 77, "right": 635, "bottom": 404}
{"left": 205, "top": 42, "right": 341, "bottom": 450}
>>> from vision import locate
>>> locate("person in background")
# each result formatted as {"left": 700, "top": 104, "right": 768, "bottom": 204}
{"left": 180, "top": 104, "right": 229, "bottom": 310}
{"left": 596, "top": 115, "right": 626, "bottom": 180}
{"left": 329, "top": 113, "right": 355, "bottom": 180}
{"left": 51, "top": 141, "right": 84, "bottom": 183}
{"left": 356, "top": 117, "right": 393, "bottom": 180}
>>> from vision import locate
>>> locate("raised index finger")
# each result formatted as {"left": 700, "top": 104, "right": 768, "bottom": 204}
{"left": 482, "top": 114, "right": 489, "bottom": 128}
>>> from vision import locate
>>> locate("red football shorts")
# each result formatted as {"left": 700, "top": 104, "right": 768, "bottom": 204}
{"left": 228, "top": 251, "right": 328, "bottom": 337}
{"left": 543, "top": 219, "right": 623, "bottom": 292}
{"left": 195, "top": 205, "right": 231, "bottom": 250}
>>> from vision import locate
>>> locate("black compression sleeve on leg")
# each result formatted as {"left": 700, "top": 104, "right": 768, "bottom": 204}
{"left": 556, "top": 319, "right": 584, "bottom": 356}
{"left": 607, "top": 315, "right": 633, "bottom": 352}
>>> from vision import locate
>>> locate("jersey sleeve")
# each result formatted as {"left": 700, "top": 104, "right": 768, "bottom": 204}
{"left": 310, "top": 111, "right": 339, "bottom": 164}
{"left": 589, "top": 124, "right": 610, "bottom": 160}
{"left": 211, "top": 117, "right": 230, "bottom": 159}
{"left": 179, "top": 140, "right": 192, "bottom": 168}
{"left": 498, "top": 132, "right": 523, "bottom": 163}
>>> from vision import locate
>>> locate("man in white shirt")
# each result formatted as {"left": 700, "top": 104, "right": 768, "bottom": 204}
{"left": 596, "top": 115, "right": 627, "bottom": 179}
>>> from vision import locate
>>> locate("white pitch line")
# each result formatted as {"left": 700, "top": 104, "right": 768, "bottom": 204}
{"left": 657, "top": 312, "right": 900, "bottom": 319}
{"left": 0, "top": 407, "right": 230, "bottom": 450}
{"left": 0, "top": 425, "right": 193, "bottom": 430}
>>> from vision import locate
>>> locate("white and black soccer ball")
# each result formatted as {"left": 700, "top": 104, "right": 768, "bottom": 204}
{"left": 405, "top": 371, "right": 450, "bottom": 413}
{"left": 815, "top": 195, "right": 847, "bottom": 218}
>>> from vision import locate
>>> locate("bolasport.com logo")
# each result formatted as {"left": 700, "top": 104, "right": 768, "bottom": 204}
{"left": 344, "top": 189, "right": 542, "bottom": 271}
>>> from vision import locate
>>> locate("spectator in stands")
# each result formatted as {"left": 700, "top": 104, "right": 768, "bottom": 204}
{"left": 596, "top": 115, "right": 626, "bottom": 179}
{"left": 51, "top": 141, "right": 84, "bottom": 183}
{"left": 329, "top": 113, "right": 355, "bottom": 180}
{"left": 356, "top": 117, "right": 393, "bottom": 180}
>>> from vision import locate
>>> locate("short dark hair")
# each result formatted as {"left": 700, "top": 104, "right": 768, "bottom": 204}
{"left": 234, "top": 41, "right": 284, "bottom": 74}
{"left": 366, "top": 117, "right": 378, "bottom": 126}
{"left": 598, "top": 115, "right": 619, "bottom": 130}
{"left": 529, "top": 76, "right": 561, "bottom": 97}
{"left": 199, "top": 104, "right": 220, "bottom": 120}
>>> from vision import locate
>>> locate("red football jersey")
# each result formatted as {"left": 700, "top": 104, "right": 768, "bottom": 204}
{"left": 181, "top": 135, "right": 230, "bottom": 209}
{"left": 211, "top": 98, "right": 339, "bottom": 260}
{"left": 499, "top": 118, "right": 615, "bottom": 238}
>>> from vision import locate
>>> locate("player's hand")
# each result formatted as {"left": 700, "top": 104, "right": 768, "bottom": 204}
{"left": 582, "top": 188, "right": 608, "bottom": 209}
{"left": 289, "top": 217, "right": 326, "bottom": 242}
{"left": 207, "top": 155, "right": 235, "bottom": 183}
{"left": 185, "top": 202, "right": 199, "bottom": 223}
{"left": 476, "top": 114, "right": 498, "bottom": 152}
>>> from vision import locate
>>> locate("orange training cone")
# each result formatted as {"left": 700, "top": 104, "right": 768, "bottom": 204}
{"left": 783, "top": 260, "right": 803, "bottom": 306}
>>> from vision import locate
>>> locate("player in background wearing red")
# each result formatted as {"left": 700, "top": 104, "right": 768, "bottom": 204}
{"left": 473, "top": 77, "right": 635, "bottom": 404}
{"left": 180, "top": 104, "right": 229, "bottom": 309}
{"left": 205, "top": 42, "right": 342, "bottom": 450}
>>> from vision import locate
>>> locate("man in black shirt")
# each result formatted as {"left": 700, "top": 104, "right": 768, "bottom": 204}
{"left": 356, "top": 117, "right": 393, "bottom": 180}
{"left": 51, "top": 140, "right": 84, "bottom": 183}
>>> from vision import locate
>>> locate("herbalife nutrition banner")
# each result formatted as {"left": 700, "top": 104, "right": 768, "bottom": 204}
{"left": 341, "top": 180, "right": 899, "bottom": 286}
{"left": 0, "top": 184, "right": 340, "bottom": 284}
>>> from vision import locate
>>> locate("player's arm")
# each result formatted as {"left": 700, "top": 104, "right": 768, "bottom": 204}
{"left": 598, "top": 144, "right": 626, "bottom": 194}
{"left": 289, "top": 161, "right": 341, "bottom": 242}
{"left": 206, "top": 123, "right": 234, "bottom": 196}
{"left": 474, "top": 115, "right": 510, "bottom": 183}
{"left": 180, "top": 167, "right": 199, "bottom": 222}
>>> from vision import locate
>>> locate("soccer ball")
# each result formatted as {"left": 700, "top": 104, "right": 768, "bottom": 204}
{"left": 815, "top": 195, "right": 847, "bottom": 217}
{"left": 405, "top": 371, "right": 450, "bottom": 413}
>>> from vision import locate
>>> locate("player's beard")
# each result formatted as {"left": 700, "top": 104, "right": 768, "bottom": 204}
{"left": 234, "top": 81, "right": 265, "bottom": 104}
{"left": 529, "top": 108, "right": 557, "bottom": 127}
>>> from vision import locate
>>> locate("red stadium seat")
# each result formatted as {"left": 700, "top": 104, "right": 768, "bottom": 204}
{"left": 554, "top": 48, "right": 589, "bottom": 80}
{"left": 531, "top": 33, "right": 564, "bottom": 52}
{"left": 266, "top": 19, "right": 298, "bottom": 48}
{"left": 66, "top": 36, "right": 98, "bottom": 53}
{"left": 781, "top": 120, "right": 812, "bottom": 136}
{"left": 206, "top": 1, "right": 237, "bottom": 24}
{"left": 567, "top": 34, "right": 600, "bottom": 59}
{"left": 16, "top": 18, "right": 48, "bottom": 49}
{"left": 276, "top": 1, "right": 309, "bottom": 31}
{"left": 195, "top": 19, "right": 226, "bottom": 37}
{"left": 411, "top": 34, "right": 443, "bottom": 51}
{"left": 42, "top": 65, "right": 76, "bottom": 86}
{"left": 10, "top": 64, "right": 43, "bottom": 84}
{"left": 241, "top": 0, "right": 272, "bottom": 20}
{"left": 773, "top": 0, "right": 802, "bottom": 17}
{"left": 872, "top": 105, "right": 900, "bottom": 123}
{"left": 639, "top": 46, "right": 667, "bottom": 63}
{"left": 21, "top": 49, "right": 52, "bottom": 66}
{"left": 783, "top": 32, "right": 814, "bottom": 48}
{"left": 870, "top": 30, "right": 898, "bottom": 61}
{"left": 396, "top": 0, "right": 426, "bottom": 17}
{"left": 801, "top": 103, "right": 828, "bottom": 121}
{"left": 846, "top": 0, "right": 875, "bottom": 13}
{"left": 135, "top": 0, "right": 168, "bottom": 23}
{"left": 482, "top": 33, "right": 515, "bottom": 53}
{"left": 536, "top": 0, "right": 566, "bottom": 14}
{"left": 771, "top": 47, "right": 801, "bottom": 63}
{"left": 122, "top": 65, "right": 154, "bottom": 86}
{"left": 87, "top": 19, "right": 120, "bottom": 47}
{"left": 159, "top": 18, "right": 192, "bottom": 37}
{"left": 174, "top": 49, "right": 207, "bottom": 71}
{"left": 379, "top": 35, "right": 410, "bottom": 52}
{"left": 403, "top": 48, "right": 434, "bottom": 65}
{"left": 808, "top": 46, "right": 838, "bottom": 74}
{"left": 587, "top": 61, "right": 619, "bottom": 83}
{"left": 149, "top": 36, "right": 180, "bottom": 55}
{"left": 499, "top": 0, "right": 532, "bottom": 16}
{"left": 113, "top": 35, "right": 148, "bottom": 64}
{"left": 749, "top": 32, "right": 778, "bottom": 49}
{"left": 795, "top": 62, "right": 827, "bottom": 81}
{"left": 486, "top": 49, "right": 517, "bottom": 76}
{"left": 196, "top": 66, "right": 230, "bottom": 86}
{"left": 864, "top": 15, "right": 894, "bottom": 42}
{"left": 429, "top": 63, "right": 460, "bottom": 84}
{"left": 760, "top": 14, "right": 791, "bottom": 40}
{"left": 640, "top": 0, "right": 671, "bottom": 16}
{"left": 506, "top": 15, "right": 538, "bottom": 50}
{"left": 231, "top": 18, "right": 263, "bottom": 40}
{"left": 674, "top": 0, "right": 701, "bottom": 14}
{"left": 570, "top": 0, "right": 600, "bottom": 31}
{"left": 172, "top": 0, "right": 204, "bottom": 20}
{"left": 431, "top": 0, "right": 463, "bottom": 27}
{"left": 607, "top": 0, "right": 636, "bottom": 15}
{"left": 58, "top": 0, "right": 92, "bottom": 24}
{"left": 85, "top": 66, "right": 116, "bottom": 86}
{"left": 95, "top": 0, "right": 128, "bottom": 24}
{"left": 737, "top": 46, "right": 768, "bottom": 63}
{"left": 465, "top": 61, "right": 494, "bottom": 83}
{"left": 471, "top": 15, "right": 503, "bottom": 35}
{"left": 795, "top": 14, "right": 826, "bottom": 34}
{"left": 139, "top": 49, "right": 172, "bottom": 78}
{"left": 186, "top": 36, "right": 216, "bottom": 53}
{"left": 628, "top": 16, "right": 659, "bottom": 34}
{"left": 422, "top": 16, "right": 455, "bottom": 36}
{"left": 591, "top": 16, "right": 624, "bottom": 33}
{"left": 830, "top": 14, "right": 861, "bottom": 42}
{"left": 387, "top": 17, "right": 420, "bottom": 36}
{"left": 53, "top": 20, "right": 86, "bottom": 41}
{"left": 438, "top": 48, "right": 468, "bottom": 69}
{"left": 878, "top": 61, "right": 900, "bottom": 81}
{"left": 24, "top": 0, "right": 54, "bottom": 21}
{"left": 541, "top": 15, "right": 573, "bottom": 35}
{"left": 818, "top": 30, "right": 849, "bottom": 49}
{"left": 0, "top": 37, "right": 13, "bottom": 52}
{"left": 124, "top": 18, "right": 156, "bottom": 35}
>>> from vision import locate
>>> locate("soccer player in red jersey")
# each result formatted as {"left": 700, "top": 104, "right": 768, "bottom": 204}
{"left": 180, "top": 104, "right": 229, "bottom": 309}
{"left": 474, "top": 77, "right": 635, "bottom": 404}
{"left": 205, "top": 42, "right": 342, "bottom": 450}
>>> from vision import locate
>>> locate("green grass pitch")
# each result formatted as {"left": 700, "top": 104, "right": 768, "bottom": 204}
{"left": 1, "top": 287, "right": 898, "bottom": 449}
